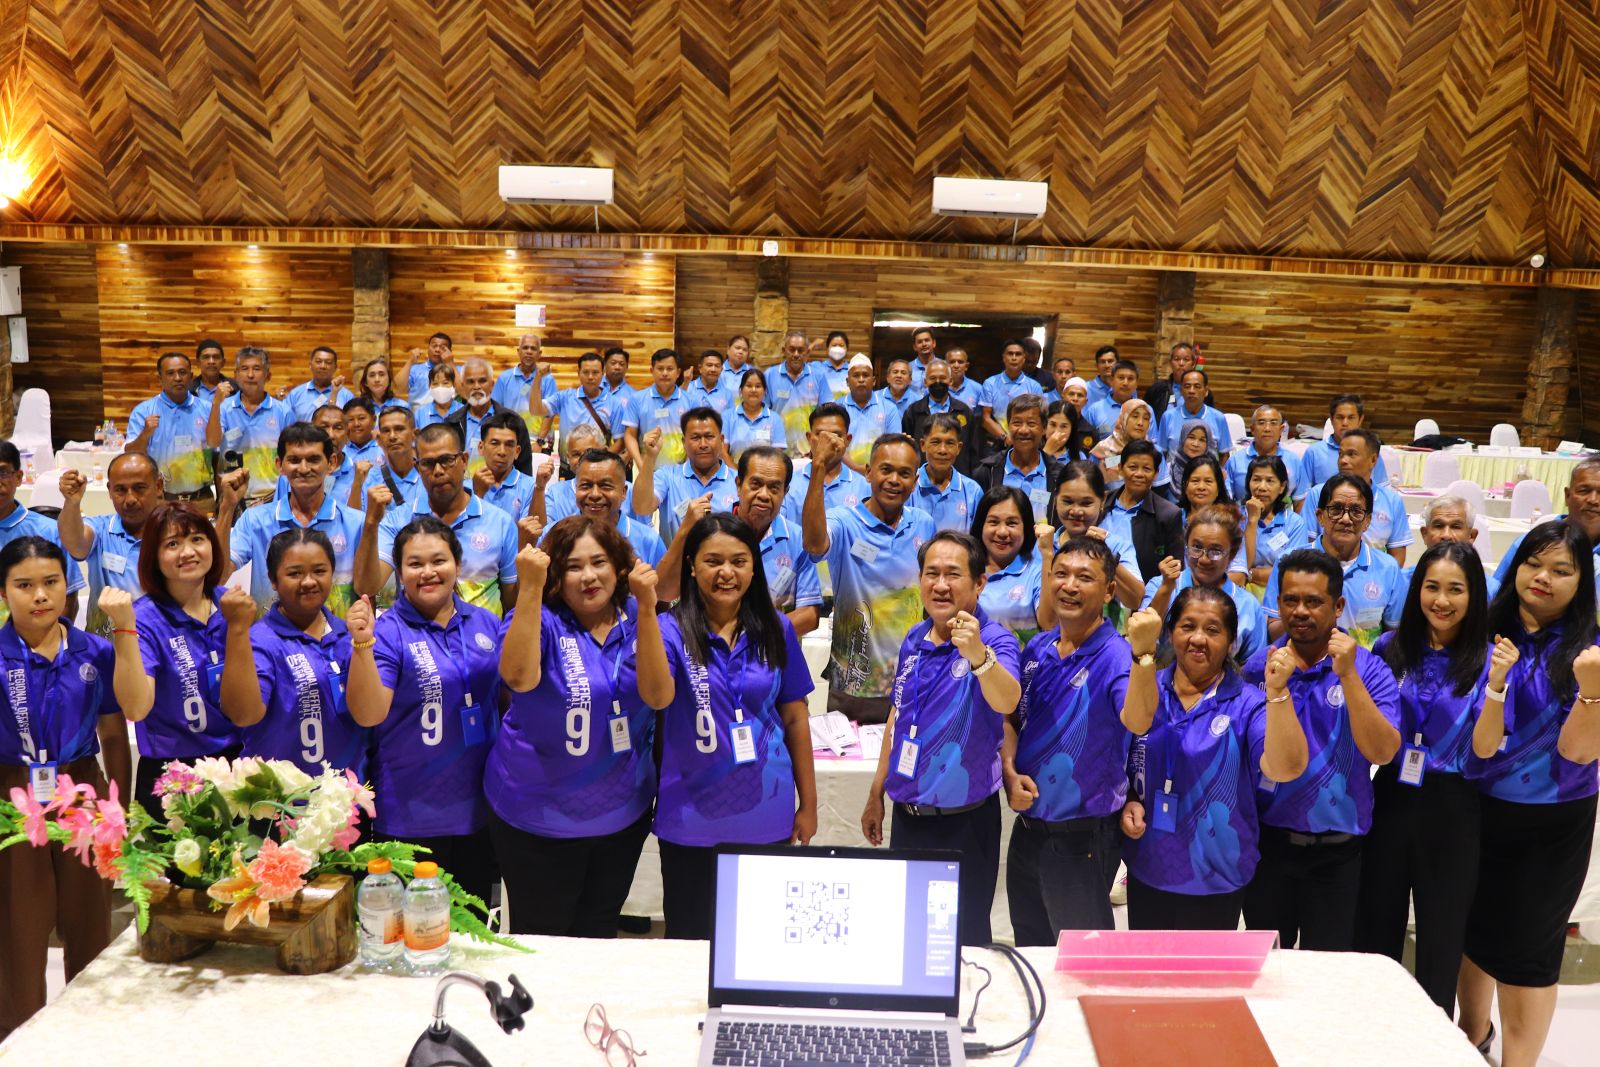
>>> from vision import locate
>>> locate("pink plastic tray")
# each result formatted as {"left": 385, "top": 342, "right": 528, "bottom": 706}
{"left": 1055, "top": 929, "right": 1277, "bottom": 984}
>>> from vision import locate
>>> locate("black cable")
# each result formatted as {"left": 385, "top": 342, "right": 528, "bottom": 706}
{"left": 961, "top": 942, "right": 1046, "bottom": 1059}
{"left": 960, "top": 959, "right": 993, "bottom": 1032}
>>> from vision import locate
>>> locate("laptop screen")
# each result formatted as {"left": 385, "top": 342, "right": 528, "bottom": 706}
{"left": 708, "top": 845, "right": 962, "bottom": 1015}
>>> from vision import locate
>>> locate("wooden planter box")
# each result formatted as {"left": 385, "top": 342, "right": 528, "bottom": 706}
{"left": 138, "top": 873, "right": 357, "bottom": 975}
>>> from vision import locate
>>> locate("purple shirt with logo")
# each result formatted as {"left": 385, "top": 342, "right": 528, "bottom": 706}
{"left": 0, "top": 622, "right": 118, "bottom": 766}
{"left": 133, "top": 589, "right": 239, "bottom": 760}
{"left": 239, "top": 607, "right": 367, "bottom": 779}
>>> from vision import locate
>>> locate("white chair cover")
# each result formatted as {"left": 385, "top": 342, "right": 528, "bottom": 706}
{"left": 1489, "top": 423, "right": 1521, "bottom": 448}
{"left": 11, "top": 388, "right": 55, "bottom": 472}
{"left": 1421, "top": 452, "right": 1460, "bottom": 489}
{"left": 1223, "top": 412, "right": 1246, "bottom": 446}
{"left": 1443, "top": 478, "right": 1486, "bottom": 515}
{"left": 1509, "top": 478, "right": 1553, "bottom": 520}
{"left": 1413, "top": 418, "right": 1441, "bottom": 440}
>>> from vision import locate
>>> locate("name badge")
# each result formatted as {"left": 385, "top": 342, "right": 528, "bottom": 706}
{"left": 730, "top": 721, "right": 757, "bottom": 765}
{"left": 103, "top": 553, "right": 127, "bottom": 575}
{"left": 609, "top": 703, "right": 632, "bottom": 754}
{"left": 1029, "top": 489, "right": 1049, "bottom": 515}
{"left": 29, "top": 759, "right": 59, "bottom": 805}
{"left": 675, "top": 497, "right": 692, "bottom": 518}
{"left": 1266, "top": 531, "right": 1289, "bottom": 551}
{"left": 1498, "top": 734, "right": 1509, "bottom": 753}
{"left": 654, "top": 407, "right": 669, "bottom": 420}
{"left": 895, "top": 736, "right": 919, "bottom": 778}
{"left": 1151, "top": 784, "right": 1177, "bottom": 833}
{"left": 224, "top": 428, "right": 244, "bottom": 446}
{"left": 753, "top": 429, "right": 770, "bottom": 443}
{"left": 1398, "top": 740, "right": 1427, "bottom": 787}
{"left": 459, "top": 694, "right": 487, "bottom": 746}
{"left": 850, "top": 540, "right": 880, "bottom": 565}
{"left": 173, "top": 434, "right": 196, "bottom": 451}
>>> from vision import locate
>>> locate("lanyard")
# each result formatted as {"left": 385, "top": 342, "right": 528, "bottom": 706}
{"left": 1159, "top": 676, "right": 1222, "bottom": 795}
{"left": 9, "top": 658, "right": 38, "bottom": 761}
{"left": 599, "top": 609, "right": 630, "bottom": 716}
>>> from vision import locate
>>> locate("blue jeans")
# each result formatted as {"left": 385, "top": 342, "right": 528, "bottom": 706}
{"left": 1006, "top": 812, "right": 1122, "bottom": 945}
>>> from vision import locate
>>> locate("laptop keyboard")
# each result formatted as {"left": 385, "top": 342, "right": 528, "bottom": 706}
{"left": 712, "top": 1020, "right": 953, "bottom": 1066}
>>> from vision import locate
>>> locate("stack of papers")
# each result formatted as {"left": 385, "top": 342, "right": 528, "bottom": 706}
{"left": 809, "top": 712, "right": 858, "bottom": 757}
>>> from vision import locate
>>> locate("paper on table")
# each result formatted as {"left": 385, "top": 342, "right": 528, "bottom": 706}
{"left": 810, "top": 711, "right": 857, "bottom": 756}
{"left": 857, "top": 723, "right": 885, "bottom": 762}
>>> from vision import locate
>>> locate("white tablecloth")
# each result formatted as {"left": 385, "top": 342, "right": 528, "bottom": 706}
{"left": 0, "top": 929, "right": 1483, "bottom": 1066}
{"left": 55, "top": 446, "right": 126, "bottom": 478}
{"left": 1397, "top": 450, "right": 1587, "bottom": 501}
{"left": 1398, "top": 488, "right": 1511, "bottom": 520}
{"left": 14, "top": 480, "right": 114, "bottom": 516}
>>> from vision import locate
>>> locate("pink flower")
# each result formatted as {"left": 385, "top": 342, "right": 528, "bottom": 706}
{"left": 7, "top": 787, "right": 49, "bottom": 847}
{"left": 93, "top": 781, "right": 127, "bottom": 848}
{"left": 57, "top": 806, "right": 96, "bottom": 863}
{"left": 345, "top": 771, "right": 376, "bottom": 819}
{"left": 152, "top": 764, "right": 204, "bottom": 799}
{"left": 245, "top": 840, "right": 311, "bottom": 903}
{"left": 47, "top": 773, "right": 95, "bottom": 815}
{"left": 331, "top": 816, "right": 360, "bottom": 851}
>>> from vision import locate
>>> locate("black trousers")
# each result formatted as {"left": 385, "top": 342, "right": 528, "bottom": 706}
{"left": 1007, "top": 813, "right": 1122, "bottom": 945}
{"left": 373, "top": 826, "right": 498, "bottom": 909}
{"left": 489, "top": 809, "right": 651, "bottom": 938}
{"left": 659, "top": 838, "right": 790, "bottom": 940}
{"left": 891, "top": 792, "right": 1001, "bottom": 947}
{"left": 1126, "top": 876, "right": 1244, "bottom": 931}
{"left": 1243, "top": 826, "right": 1363, "bottom": 951}
{"left": 132, "top": 744, "right": 241, "bottom": 820}
{"left": 1354, "top": 769, "right": 1480, "bottom": 1014}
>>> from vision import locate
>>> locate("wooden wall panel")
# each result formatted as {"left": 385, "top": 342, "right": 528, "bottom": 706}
{"left": 3, "top": 0, "right": 1577, "bottom": 265}
{"left": 1192, "top": 276, "right": 1540, "bottom": 444}
{"left": 674, "top": 255, "right": 760, "bottom": 357}
{"left": 1578, "top": 290, "right": 1600, "bottom": 444}
{"left": 385, "top": 249, "right": 676, "bottom": 390}
{"left": 0, "top": 242, "right": 102, "bottom": 443}
{"left": 95, "top": 246, "right": 354, "bottom": 422}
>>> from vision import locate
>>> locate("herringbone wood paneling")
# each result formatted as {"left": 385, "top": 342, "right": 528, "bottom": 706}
{"left": 3, "top": 1, "right": 1592, "bottom": 264}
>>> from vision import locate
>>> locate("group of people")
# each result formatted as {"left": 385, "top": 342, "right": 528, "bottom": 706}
{"left": 1, "top": 329, "right": 1597, "bottom": 1067}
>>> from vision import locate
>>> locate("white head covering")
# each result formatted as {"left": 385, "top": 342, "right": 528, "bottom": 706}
{"left": 847, "top": 353, "right": 873, "bottom": 371}
{"left": 1064, "top": 376, "right": 1089, "bottom": 390}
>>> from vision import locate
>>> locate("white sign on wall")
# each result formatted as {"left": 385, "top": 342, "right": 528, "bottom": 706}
{"left": 515, "top": 303, "right": 547, "bottom": 328}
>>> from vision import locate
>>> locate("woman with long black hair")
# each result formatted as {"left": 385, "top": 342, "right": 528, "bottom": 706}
{"left": 1355, "top": 541, "right": 1497, "bottom": 1014}
{"left": 1457, "top": 520, "right": 1600, "bottom": 1067}
{"left": 654, "top": 513, "right": 817, "bottom": 939}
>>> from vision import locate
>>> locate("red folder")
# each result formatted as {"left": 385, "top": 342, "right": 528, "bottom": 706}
{"left": 1078, "top": 995, "right": 1278, "bottom": 1066}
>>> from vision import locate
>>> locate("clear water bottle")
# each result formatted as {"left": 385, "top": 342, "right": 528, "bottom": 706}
{"left": 402, "top": 861, "right": 451, "bottom": 975}
{"left": 357, "top": 857, "right": 404, "bottom": 970}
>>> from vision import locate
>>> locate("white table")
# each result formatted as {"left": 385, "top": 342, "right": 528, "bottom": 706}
{"left": 1398, "top": 488, "right": 1512, "bottom": 520}
{"left": 55, "top": 447, "right": 126, "bottom": 479}
{"left": 14, "top": 479, "right": 114, "bottom": 516}
{"left": 0, "top": 929, "right": 1484, "bottom": 1065}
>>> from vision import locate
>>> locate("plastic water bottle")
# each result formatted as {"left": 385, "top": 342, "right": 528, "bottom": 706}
{"left": 357, "top": 857, "right": 404, "bottom": 970}
{"left": 402, "top": 861, "right": 451, "bottom": 975}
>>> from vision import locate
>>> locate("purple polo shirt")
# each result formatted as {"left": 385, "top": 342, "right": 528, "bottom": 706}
{"left": 133, "top": 589, "right": 239, "bottom": 760}
{"left": 885, "top": 608, "right": 1020, "bottom": 808}
{"left": 0, "top": 622, "right": 118, "bottom": 766}
{"left": 1371, "top": 633, "right": 1491, "bottom": 778}
{"left": 654, "top": 613, "right": 813, "bottom": 847}
{"left": 239, "top": 607, "right": 367, "bottom": 779}
{"left": 484, "top": 599, "right": 657, "bottom": 838}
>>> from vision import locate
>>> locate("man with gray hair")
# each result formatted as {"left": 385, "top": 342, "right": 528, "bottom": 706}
{"left": 492, "top": 331, "right": 556, "bottom": 440}
{"left": 1382, "top": 493, "right": 1499, "bottom": 627}
{"left": 205, "top": 345, "right": 291, "bottom": 502}
{"left": 448, "top": 356, "right": 534, "bottom": 476}
{"left": 1225, "top": 404, "right": 1307, "bottom": 508}
{"left": 765, "top": 329, "right": 824, "bottom": 455}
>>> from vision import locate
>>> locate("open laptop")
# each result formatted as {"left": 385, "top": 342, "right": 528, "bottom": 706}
{"left": 699, "top": 844, "right": 966, "bottom": 1067}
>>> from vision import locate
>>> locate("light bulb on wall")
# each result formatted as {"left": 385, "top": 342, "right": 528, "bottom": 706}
{"left": 0, "top": 157, "right": 29, "bottom": 202}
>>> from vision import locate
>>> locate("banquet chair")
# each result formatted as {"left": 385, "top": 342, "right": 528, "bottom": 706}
{"left": 1443, "top": 479, "right": 1486, "bottom": 516}
{"left": 1509, "top": 479, "right": 1553, "bottom": 520}
{"left": 1379, "top": 445, "right": 1403, "bottom": 487}
{"left": 1474, "top": 522, "right": 1493, "bottom": 562}
{"left": 11, "top": 388, "right": 55, "bottom": 472}
{"left": 1322, "top": 418, "right": 1334, "bottom": 439}
{"left": 1223, "top": 412, "right": 1246, "bottom": 447}
{"left": 1421, "top": 452, "right": 1461, "bottom": 488}
{"left": 1413, "top": 418, "right": 1441, "bottom": 440}
{"left": 1489, "top": 423, "right": 1521, "bottom": 448}
{"left": 26, "top": 468, "right": 65, "bottom": 510}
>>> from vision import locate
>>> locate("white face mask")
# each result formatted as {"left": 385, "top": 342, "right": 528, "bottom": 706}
{"left": 430, "top": 385, "right": 455, "bottom": 405}
{"left": 828, "top": 345, "right": 847, "bottom": 361}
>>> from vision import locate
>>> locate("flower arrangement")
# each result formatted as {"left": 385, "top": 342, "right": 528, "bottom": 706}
{"left": 0, "top": 757, "right": 519, "bottom": 950}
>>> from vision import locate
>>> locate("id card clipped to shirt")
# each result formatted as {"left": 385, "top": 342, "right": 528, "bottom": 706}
{"left": 729, "top": 705, "right": 757, "bottom": 765}
{"left": 609, "top": 700, "right": 632, "bottom": 754}
{"left": 29, "top": 750, "right": 58, "bottom": 805}
{"left": 1398, "top": 733, "right": 1427, "bottom": 787}
{"left": 894, "top": 724, "right": 919, "bottom": 778}
{"left": 1151, "top": 778, "right": 1177, "bottom": 833}
{"left": 460, "top": 694, "right": 487, "bottom": 746}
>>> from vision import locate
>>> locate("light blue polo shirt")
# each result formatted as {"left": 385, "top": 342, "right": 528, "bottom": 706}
{"left": 1247, "top": 507, "right": 1310, "bottom": 571}
{"left": 1301, "top": 436, "right": 1391, "bottom": 488}
{"left": 414, "top": 398, "right": 463, "bottom": 429}
{"left": 550, "top": 386, "right": 624, "bottom": 445}
{"left": 1262, "top": 539, "right": 1403, "bottom": 647}
{"left": 1086, "top": 376, "right": 1113, "bottom": 407}
{"left": 810, "top": 360, "right": 851, "bottom": 401}
{"left": 876, "top": 386, "right": 919, "bottom": 417}
{"left": 378, "top": 491, "right": 519, "bottom": 617}
{"left": 684, "top": 377, "right": 737, "bottom": 412}
{"left": 1140, "top": 571, "right": 1267, "bottom": 663}
{"left": 1099, "top": 495, "right": 1144, "bottom": 548}
{"left": 481, "top": 467, "right": 536, "bottom": 521}
{"left": 407, "top": 362, "right": 460, "bottom": 405}
{"left": 979, "top": 551, "right": 1044, "bottom": 640}
{"left": 492, "top": 366, "right": 558, "bottom": 436}
{"left": 77, "top": 514, "right": 143, "bottom": 637}
{"left": 543, "top": 479, "right": 646, "bottom": 525}
{"left": 765, "top": 364, "right": 825, "bottom": 449}
{"left": 623, "top": 386, "right": 692, "bottom": 465}
{"left": 1225, "top": 443, "right": 1306, "bottom": 503}
{"left": 726, "top": 406, "right": 788, "bottom": 459}
{"left": 950, "top": 378, "right": 984, "bottom": 410}
{"left": 1001, "top": 452, "right": 1052, "bottom": 520}
{"left": 1083, "top": 396, "right": 1133, "bottom": 439}
{"left": 344, "top": 439, "right": 383, "bottom": 469}
{"left": 127, "top": 391, "right": 214, "bottom": 494}
{"left": 911, "top": 466, "right": 984, "bottom": 533}
{"left": 361, "top": 463, "right": 423, "bottom": 510}
{"left": 286, "top": 381, "right": 355, "bottom": 423}
{"left": 230, "top": 491, "right": 365, "bottom": 617}
{"left": 217, "top": 393, "right": 291, "bottom": 497}
{"left": 843, "top": 392, "right": 902, "bottom": 469}
{"left": 779, "top": 463, "right": 869, "bottom": 525}
{"left": 760, "top": 515, "right": 822, "bottom": 614}
{"left": 1157, "top": 403, "right": 1232, "bottom": 454}
{"left": 822, "top": 503, "right": 938, "bottom": 699}
{"left": 979, "top": 372, "right": 1044, "bottom": 429}
{"left": 327, "top": 456, "right": 365, "bottom": 510}
{"left": 1302, "top": 480, "right": 1415, "bottom": 554}
{"left": 1051, "top": 527, "right": 1144, "bottom": 583}
{"left": 0, "top": 505, "right": 86, "bottom": 625}
{"left": 650, "top": 461, "right": 740, "bottom": 544}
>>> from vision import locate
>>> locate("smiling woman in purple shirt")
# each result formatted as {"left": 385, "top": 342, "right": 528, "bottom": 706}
{"left": 217, "top": 529, "right": 370, "bottom": 779}
{"left": 655, "top": 513, "right": 817, "bottom": 940}
{"left": 1457, "top": 520, "right": 1600, "bottom": 1067}
{"left": 1119, "top": 588, "right": 1309, "bottom": 931}
{"left": 100, "top": 503, "right": 241, "bottom": 817}
{"left": 345, "top": 516, "right": 504, "bottom": 906}
{"left": 486, "top": 517, "right": 674, "bottom": 938}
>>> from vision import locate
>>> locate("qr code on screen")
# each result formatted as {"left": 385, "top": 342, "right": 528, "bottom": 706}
{"left": 784, "top": 880, "right": 850, "bottom": 945}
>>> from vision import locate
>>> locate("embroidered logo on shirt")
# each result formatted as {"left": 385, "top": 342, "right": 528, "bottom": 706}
{"left": 1210, "top": 713, "right": 1231, "bottom": 736}
{"left": 471, "top": 532, "right": 490, "bottom": 550}
{"left": 474, "top": 633, "right": 494, "bottom": 651}
{"left": 79, "top": 663, "right": 98, "bottom": 683}
{"left": 330, "top": 533, "right": 348, "bottom": 551}
{"left": 1364, "top": 581, "right": 1380, "bottom": 601}
{"left": 1070, "top": 667, "right": 1089, "bottom": 688}
{"left": 1328, "top": 683, "right": 1346, "bottom": 708}
{"left": 950, "top": 657, "right": 972, "bottom": 680}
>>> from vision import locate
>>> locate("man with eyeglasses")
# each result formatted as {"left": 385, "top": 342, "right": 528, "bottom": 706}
{"left": 1301, "top": 429, "right": 1412, "bottom": 565}
{"left": 126, "top": 351, "right": 215, "bottom": 507}
{"left": 1225, "top": 405, "right": 1305, "bottom": 508}
{"left": 0, "top": 441, "right": 84, "bottom": 623}
{"left": 1263, "top": 475, "right": 1404, "bottom": 648}
{"left": 356, "top": 422, "right": 520, "bottom": 617}
{"left": 217, "top": 423, "right": 364, "bottom": 617}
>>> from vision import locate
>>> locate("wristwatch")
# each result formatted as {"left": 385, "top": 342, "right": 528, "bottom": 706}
{"left": 972, "top": 646, "right": 998, "bottom": 676}
{"left": 1134, "top": 653, "right": 1157, "bottom": 668}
